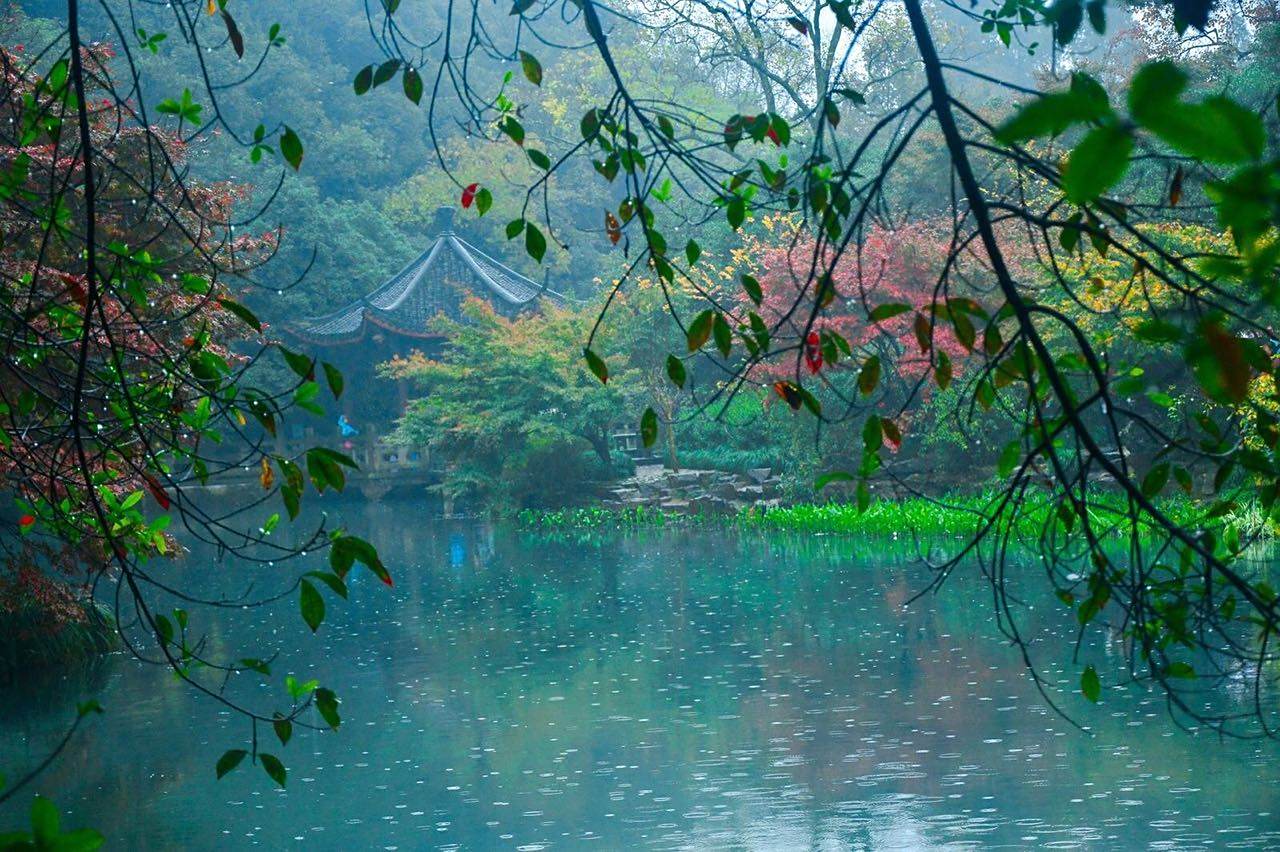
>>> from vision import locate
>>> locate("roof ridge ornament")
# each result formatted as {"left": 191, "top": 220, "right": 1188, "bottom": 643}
{"left": 434, "top": 205, "right": 456, "bottom": 235}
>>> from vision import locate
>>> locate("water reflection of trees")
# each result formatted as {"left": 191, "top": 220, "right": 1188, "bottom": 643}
{"left": 5, "top": 508, "right": 1276, "bottom": 846}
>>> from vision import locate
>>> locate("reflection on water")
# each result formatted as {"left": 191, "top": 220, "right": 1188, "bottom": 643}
{"left": 1, "top": 499, "right": 1277, "bottom": 850}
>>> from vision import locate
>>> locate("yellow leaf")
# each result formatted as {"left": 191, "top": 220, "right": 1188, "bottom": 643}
{"left": 260, "top": 457, "right": 275, "bottom": 490}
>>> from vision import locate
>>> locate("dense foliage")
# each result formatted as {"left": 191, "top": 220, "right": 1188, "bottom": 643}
{"left": 1, "top": 0, "right": 1279, "bottom": 843}
{"left": 353, "top": 0, "right": 1280, "bottom": 736}
{"left": 0, "top": 4, "right": 389, "bottom": 843}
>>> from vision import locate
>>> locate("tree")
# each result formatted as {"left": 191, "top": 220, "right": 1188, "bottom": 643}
{"left": 0, "top": 5, "right": 386, "bottom": 839}
{"left": 381, "top": 298, "right": 634, "bottom": 509}
{"left": 358, "top": 0, "right": 1280, "bottom": 735}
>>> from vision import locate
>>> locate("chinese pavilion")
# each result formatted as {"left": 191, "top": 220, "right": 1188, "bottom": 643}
{"left": 285, "top": 207, "right": 562, "bottom": 432}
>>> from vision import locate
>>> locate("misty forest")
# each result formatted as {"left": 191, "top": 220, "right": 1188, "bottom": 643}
{"left": 0, "top": 0, "right": 1279, "bottom": 846}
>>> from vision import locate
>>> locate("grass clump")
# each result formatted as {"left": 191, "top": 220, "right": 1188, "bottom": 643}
{"left": 518, "top": 505, "right": 702, "bottom": 530}
{"left": 0, "top": 600, "right": 117, "bottom": 681}
{"left": 520, "top": 488, "right": 1231, "bottom": 541}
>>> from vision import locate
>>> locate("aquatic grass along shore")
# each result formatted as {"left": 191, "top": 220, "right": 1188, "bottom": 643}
{"left": 519, "top": 489, "right": 1263, "bottom": 541}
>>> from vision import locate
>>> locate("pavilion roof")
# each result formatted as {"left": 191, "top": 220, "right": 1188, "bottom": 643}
{"left": 288, "top": 230, "right": 561, "bottom": 345}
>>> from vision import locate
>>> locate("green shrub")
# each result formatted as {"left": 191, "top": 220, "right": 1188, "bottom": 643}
{"left": 0, "top": 600, "right": 116, "bottom": 681}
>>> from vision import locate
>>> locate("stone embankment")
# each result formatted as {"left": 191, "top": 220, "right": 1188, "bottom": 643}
{"left": 599, "top": 465, "right": 782, "bottom": 515}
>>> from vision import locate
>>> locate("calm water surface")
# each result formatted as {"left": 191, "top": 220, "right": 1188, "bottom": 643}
{"left": 1, "top": 499, "right": 1277, "bottom": 849}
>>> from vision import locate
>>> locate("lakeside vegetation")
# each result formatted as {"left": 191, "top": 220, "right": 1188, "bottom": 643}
{"left": 519, "top": 490, "right": 1236, "bottom": 540}
{"left": 1, "top": 0, "right": 1278, "bottom": 844}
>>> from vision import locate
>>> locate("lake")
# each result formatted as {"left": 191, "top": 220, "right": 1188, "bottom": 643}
{"left": 1, "top": 499, "right": 1277, "bottom": 849}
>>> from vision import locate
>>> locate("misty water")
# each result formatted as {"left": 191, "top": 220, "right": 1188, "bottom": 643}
{"left": 2, "top": 498, "right": 1277, "bottom": 849}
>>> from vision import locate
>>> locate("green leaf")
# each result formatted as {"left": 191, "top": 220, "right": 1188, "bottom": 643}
{"left": 1081, "top": 664, "right": 1101, "bottom": 702}
{"left": 500, "top": 115, "right": 525, "bottom": 145}
{"left": 353, "top": 65, "right": 373, "bottom": 95}
{"left": 685, "top": 239, "right": 701, "bottom": 266}
{"left": 280, "top": 346, "right": 314, "bottom": 378}
{"left": 583, "top": 347, "right": 608, "bottom": 384}
{"left": 402, "top": 65, "right": 423, "bottom": 104}
{"left": 935, "top": 352, "right": 953, "bottom": 390}
{"left": 1128, "top": 61, "right": 1188, "bottom": 119}
{"left": 1086, "top": 0, "right": 1106, "bottom": 33}
{"left": 519, "top": 50, "right": 543, "bottom": 85}
{"left": 527, "top": 148, "right": 552, "bottom": 170}
{"left": 686, "top": 310, "right": 714, "bottom": 351}
{"left": 1164, "top": 661, "right": 1196, "bottom": 679}
{"left": 53, "top": 827, "right": 104, "bottom": 851}
{"left": 299, "top": 579, "right": 324, "bottom": 632}
{"left": 862, "top": 415, "right": 882, "bottom": 452}
{"left": 823, "top": 97, "right": 840, "bottom": 128}
{"left": 1129, "top": 61, "right": 1264, "bottom": 163}
{"left": 315, "top": 687, "right": 341, "bottom": 729}
{"left": 218, "top": 297, "right": 262, "bottom": 331}
{"left": 815, "top": 471, "right": 855, "bottom": 490}
{"left": 666, "top": 354, "right": 687, "bottom": 389}
{"left": 372, "top": 58, "right": 401, "bottom": 87}
{"left": 281, "top": 484, "right": 300, "bottom": 520}
{"left": 726, "top": 196, "right": 746, "bottom": 230}
{"left": 216, "top": 749, "right": 248, "bottom": 779}
{"left": 155, "top": 614, "right": 174, "bottom": 645}
{"left": 740, "top": 274, "right": 762, "bottom": 305}
{"left": 997, "top": 440, "right": 1020, "bottom": 477}
{"left": 279, "top": 126, "right": 303, "bottom": 170}
{"left": 1133, "top": 319, "right": 1183, "bottom": 343}
{"left": 869, "top": 302, "right": 911, "bottom": 322}
{"left": 858, "top": 355, "right": 881, "bottom": 396}
{"left": 1048, "top": 0, "right": 1083, "bottom": 45}
{"left": 506, "top": 218, "right": 526, "bottom": 240}
{"left": 856, "top": 480, "right": 871, "bottom": 512}
{"left": 241, "top": 658, "right": 271, "bottom": 676}
{"left": 995, "top": 84, "right": 1111, "bottom": 142}
{"left": 260, "top": 753, "right": 287, "bottom": 787}
{"left": 1142, "top": 462, "right": 1170, "bottom": 497}
{"left": 712, "top": 313, "right": 733, "bottom": 358}
{"left": 1062, "top": 124, "right": 1132, "bottom": 203}
{"left": 329, "top": 534, "right": 390, "bottom": 586}
{"left": 31, "top": 796, "right": 59, "bottom": 843}
{"left": 286, "top": 675, "right": 318, "bottom": 702}
{"left": 525, "top": 222, "right": 547, "bottom": 262}
{"left": 640, "top": 407, "right": 658, "bottom": 448}
{"left": 322, "top": 362, "right": 344, "bottom": 399}
{"left": 1152, "top": 98, "right": 1263, "bottom": 164}
{"left": 580, "top": 108, "right": 602, "bottom": 141}
{"left": 273, "top": 718, "right": 293, "bottom": 746}
{"left": 306, "top": 570, "right": 348, "bottom": 599}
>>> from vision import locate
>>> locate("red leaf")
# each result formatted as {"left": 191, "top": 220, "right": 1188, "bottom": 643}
{"left": 773, "top": 381, "right": 802, "bottom": 410}
{"left": 144, "top": 474, "right": 171, "bottom": 509}
{"left": 787, "top": 16, "right": 809, "bottom": 35}
{"left": 882, "top": 418, "right": 903, "bottom": 451}
{"left": 460, "top": 183, "right": 479, "bottom": 209}
{"left": 766, "top": 126, "right": 780, "bottom": 146}
{"left": 605, "top": 210, "right": 621, "bottom": 245}
{"left": 61, "top": 272, "right": 88, "bottom": 307}
{"left": 18, "top": 514, "right": 35, "bottom": 528}
{"left": 804, "top": 330, "right": 823, "bottom": 374}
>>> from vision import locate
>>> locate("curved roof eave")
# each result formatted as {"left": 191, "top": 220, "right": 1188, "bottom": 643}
{"left": 289, "top": 231, "right": 562, "bottom": 341}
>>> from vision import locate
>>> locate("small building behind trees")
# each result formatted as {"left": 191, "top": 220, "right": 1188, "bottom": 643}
{"left": 282, "top": 208, "right": 563, "bottom": 481}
